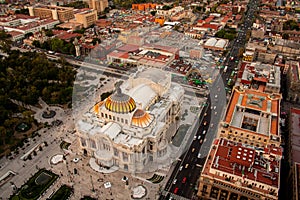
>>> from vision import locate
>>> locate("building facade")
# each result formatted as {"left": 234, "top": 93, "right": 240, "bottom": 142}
{"left": 88, "top": 0, "right": 108, "bottom": 13}
{"left": 74, "top": 9, "right": 97, "bottom": 28}
{"left": 28, "top": 6, "right": 74, "bottom": 22}
{"left": 76, "top": 68, "right": 184, "bottom": 173}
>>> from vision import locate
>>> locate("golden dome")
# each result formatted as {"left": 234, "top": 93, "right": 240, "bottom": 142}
{"left": 131, "top": 109, "right": 153, "bottom": 128}
{"left": 105, "top": 87, "right": 136, "bottom": 114}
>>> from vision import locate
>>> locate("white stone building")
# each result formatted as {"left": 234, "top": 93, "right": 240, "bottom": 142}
{"left": 76, "top": 68, "right": 184, "bottom": 173}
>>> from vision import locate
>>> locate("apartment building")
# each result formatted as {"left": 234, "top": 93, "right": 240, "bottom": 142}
{"left": 88, "top": 0, "right": 108, "bottom": 13}
{"left": 74, "top": 9, "right": 97, "bottom": 28}
{"left": 28, "top": 5, "right": 74, "bottom": 22}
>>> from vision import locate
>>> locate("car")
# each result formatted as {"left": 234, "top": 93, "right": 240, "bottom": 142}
{"left": 192, "top": 148, "right": 195, "bottom": 152}
{"left": 179, "top": 166, "right": 183, "bottom": 171}
{"left": 198, "top": 153, "right": 201, "bottom": 158}
{"left": 200, "top": 139, "right": 203, "bottom": 144}
{"left": 185, "top": 163, "right": 189, "bottom": 168}
{"left": 215, "top": 95, "right": 218, "bottom": 98}
{"left": 173, "top": 179, "right": 177, "bottom": 184}
{"left": 202, "top": 130, "right": 206, "bottom": 135}
{"left": 198, "top": 135, "right": 201, "bottom": 139}
{"left": 203, "top": 121, "right": 207, "bottom": 125}
{"left": 215, "top": 111, "right": 217, "bottom": 115}
{"left": 193, "top": 135, "right": 197, "bottom": 140}
{"left": 204, "top": 112, "right": 207, "bottom": 116}
{"left": 213, "top": 106, "right": 216, "bottom": 110}
{"left": 210, "top": 123, "right": 214, "bottom": 127}
{"left": 182, "top": 177, "right": 187, "bottom": 183}
{"left": 174, "top": 187, "right": 179, "bottom": 194}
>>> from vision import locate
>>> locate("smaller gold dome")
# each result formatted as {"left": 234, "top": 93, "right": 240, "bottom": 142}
{"left": 131, "top": 109, "right": 153, "bottom": 128}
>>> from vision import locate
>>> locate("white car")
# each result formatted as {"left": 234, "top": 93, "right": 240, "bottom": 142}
{"left": 197, "top": 153, "right": 201, "bottom": 158}
{"left": 179, "top": 166, "right": 183, "bottom": 171}
{"left": 202, "top": 130, "right": 206, "bottom": 135}
{"left": 173, "top": 179, "right": 177, "bottom": 184}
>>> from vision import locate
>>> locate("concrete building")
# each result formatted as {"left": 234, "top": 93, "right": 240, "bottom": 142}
{"left": 287, "top": 61, "right": 300, "bottom": 103}
{"left": 132, "top": 3, "right": 157, "bottom": 11}
{"left": 156, "top": 6, "right": 184, "bottom": 19}
{"left": 107, "top": 43, "right": 179, "bottom": 69}
{"left": 4, "top": 19, "right": 60, "bottom": 34}
{"left": 219, "top": 86, "right": 282, "bottom": 148}
{"left": 198, "top": 138, "right": 282, "bottom": 200}
{"left": 76, "top": 68, "right": 184, "bottom": 173}
{"left": 286, "top": 107, "right": 300, "bottom": 200}
{"left": 238, "top": 62, "right": 281, "bottom": 94}
{"left": 88, "top": 0, "right": 108, "bottom": 13}
{"left": 74, "top": 9, "right": 97, "bottom": 28}
{"left": 28, "top": 5, "right": 74, "bottom": 22}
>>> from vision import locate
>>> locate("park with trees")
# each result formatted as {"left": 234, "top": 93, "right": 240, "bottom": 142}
{"left": 0, "top": 32, "right": 76, "bottom": 158}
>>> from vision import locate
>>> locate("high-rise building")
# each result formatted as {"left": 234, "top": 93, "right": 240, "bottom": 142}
{"left": 74, "top": 9, "right": 97, "bottom": 28}
{"left": 88, "top": 0, "right": 108, "bottom": 13}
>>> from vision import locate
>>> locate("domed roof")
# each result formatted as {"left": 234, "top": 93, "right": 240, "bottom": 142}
{"left": 105, "top": 86, "right": 136, "bottom": 114}
{"left": 131, "top": 109, "right": 153, "bottom": 128}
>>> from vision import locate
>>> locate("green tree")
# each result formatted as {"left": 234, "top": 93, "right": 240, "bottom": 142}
{"left": 32, "top": 40, "right": 41, "bottom": 48}
{"left": 50, "top": 38, "right": 64, "bottom": 52}
{"left": 45, "top": 29, "right": 54, "bottom": 37}
{"left": 282, "top": 33, "right": 289, "bottom": 40}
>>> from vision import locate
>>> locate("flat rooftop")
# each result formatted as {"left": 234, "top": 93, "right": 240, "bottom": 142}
{"left": 206, "top": 138, "right": 282, "bottom": 187}
{"left": 224, "top": 87, "right": 281, "bottom": 136}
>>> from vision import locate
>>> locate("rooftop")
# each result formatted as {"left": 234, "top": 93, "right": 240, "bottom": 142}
{"left": 206, "top": 138, "right": 281, "bottom": 187}
{"left": 224, "top": 87, "right": 281, "bottom": 136}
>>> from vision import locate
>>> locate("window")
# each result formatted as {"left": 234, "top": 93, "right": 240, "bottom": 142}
{"left": 121, "top": 118, "right": 124, "bottom": 123}
{"left": 117, "top": 117, "right": 120, "bottom": 122}
{"left": 122, "top": 152, "right": 128, "bottom": 162}
{"left": 90, "top": 139, "right": 96, "bottom": 149}
{"left": 113, "top": 148, "right": 118, "bottom": 156}
{"left": 81, "top": 138, "right": 86, "bottom": 146}
{"left": 101, "top": 113, "right": 104, "bottom": 117}
{"left": 105, "top": 113, "right": 108, "bottom": 118}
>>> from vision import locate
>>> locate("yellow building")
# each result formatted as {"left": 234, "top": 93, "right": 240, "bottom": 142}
{"left": 28, "top": 6, "right": 74, "bottom": 22}
{"left": 88, "top": 0, "right": 108, "bottom": 13}
{"left": 74, "top": 9, "right": 97, "bottom": 28}
{"left": 155, "top": 17, "right": 165, "bottom": 26}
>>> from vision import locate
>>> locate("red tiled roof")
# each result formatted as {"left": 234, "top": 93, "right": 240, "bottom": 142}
{"left": 210, "top": 138, "right": 280, "bottom": 187}
{"left": 8, "top": 30, "right": 23, "bottom": 36}
{"left": 201, "top": 23, "right": 219, "bottom": 30}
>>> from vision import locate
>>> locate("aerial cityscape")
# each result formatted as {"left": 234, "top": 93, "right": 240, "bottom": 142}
{"left": 0, "top": 0, "right": 299, "bottom": 200}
